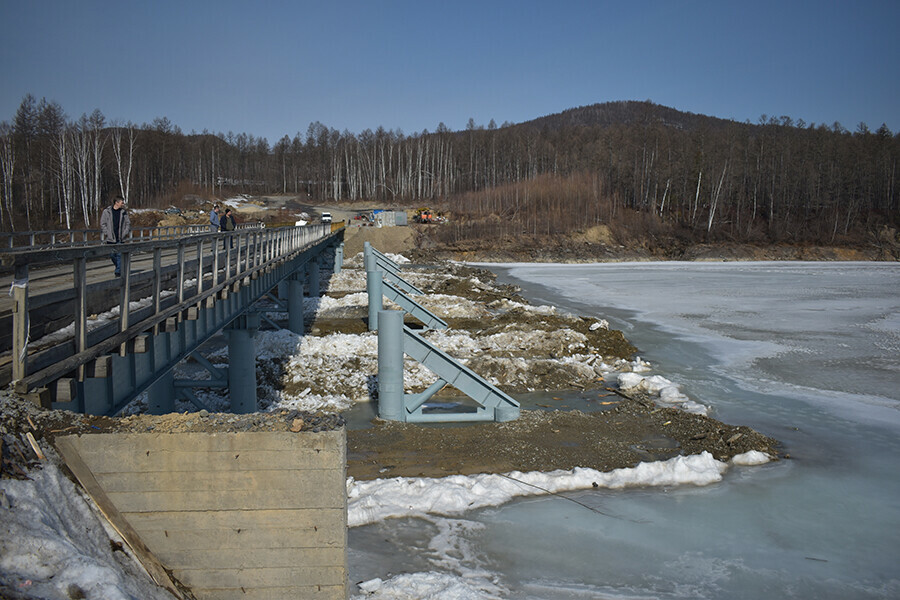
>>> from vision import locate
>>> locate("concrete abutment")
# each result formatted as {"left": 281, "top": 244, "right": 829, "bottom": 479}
{"left": 55, "top": 429, "right": 348, "bottom": 600}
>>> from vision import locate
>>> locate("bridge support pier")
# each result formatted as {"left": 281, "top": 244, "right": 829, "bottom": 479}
{"left": 307, "top": 257, "right": 321, "bottom": 297}
{"left": 377, "top": 310, "right": 405, "bottom": 421}
{"left": 288, "top": 276, "right": 305, "bottom": 335}
{"left": 333, "top": 243, "right": 344, "bottom": 274}
{"left": 375, "top": 304, "right": 520, "bottom": 424}
{"left": 364, "top": 241, "right": 376, "bottom": 272}
{"left": 226, "top": 312, "right": 260, "bottom": 414}
{"left": 367, "top": 270, "right": 384, "bottom": 331}
{"left": 148, "top": 370, "right": 176, "bottom": 415}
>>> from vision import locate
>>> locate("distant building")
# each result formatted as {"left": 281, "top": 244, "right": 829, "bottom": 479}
{"left": 374, "top": 210, "right": 407, "bottom": 227}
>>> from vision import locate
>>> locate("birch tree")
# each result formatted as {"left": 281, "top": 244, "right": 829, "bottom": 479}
{"left": 0, "top": 122, "right": 14, "bottom": 229}
{"left": 72, "top": 115, "right": 93, "bottom": 225}
{"left": 110, "top": 121, "right": 137, "bottom": 204}
{"left": 88, "top": 110, "right": 105, "bottom": 216}
{"left": 53, "top": 125, "right": 76, "bottom": 229}
{"left": 707, "top": 161, "right": 728, "bottom": 233}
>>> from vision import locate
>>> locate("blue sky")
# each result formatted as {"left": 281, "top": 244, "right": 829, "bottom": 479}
{"left": 2, "top": 1, "right": 898, "bottom": 143}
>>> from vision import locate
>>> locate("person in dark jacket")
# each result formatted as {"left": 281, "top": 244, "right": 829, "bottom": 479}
{"left": 219, "top": 207, "right": 236, "bottom": 248}
{"left": 100, "top": 195, "right": 131, "bottom": 276}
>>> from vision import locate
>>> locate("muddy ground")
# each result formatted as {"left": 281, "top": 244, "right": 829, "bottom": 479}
{"left": 346, "top": 394, "right": 779, "bottom": 480}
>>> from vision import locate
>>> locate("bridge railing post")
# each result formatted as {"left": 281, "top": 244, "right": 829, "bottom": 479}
{"left": 248, "top": 230, "right": 256, "bottom": 272}
{"left": 237, "top": 231, "right": 244, "bottom": 274}
{"left": 152, "top": 249, "right": 162, "bottom": 334}
{"left": 119, "top": 251, "right": 132, "bottom": 356}
{"left": 257, "top": 229, "right": 264, "bottom": 268}
{"left": 196, "top": 238, "right": 205, "bottom": 297}
{"left": 176, "top": 242, "right": 186, "bottom": 316}
{"left": 225, "top": 234, "right": 233, "bottom": 281}
{"left": 74, "top": 257, "right": 87, "bottom": 379}
{"left": 212, "top": 236, "right": 220, "bottom": 288}
{"left": 11, "top": 264, "right": 29, "bottom": 383}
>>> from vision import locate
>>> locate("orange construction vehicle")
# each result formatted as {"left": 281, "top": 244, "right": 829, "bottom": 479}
{"left": 414, "top": 207, "right": 435, "bottom": 223}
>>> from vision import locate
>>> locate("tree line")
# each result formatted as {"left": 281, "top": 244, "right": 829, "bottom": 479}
{"left": 1, "top": 95, "right": 897, "bottom": 248}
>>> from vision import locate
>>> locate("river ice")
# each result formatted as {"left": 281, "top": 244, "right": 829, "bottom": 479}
{"left": 349, "top": 261, "right": 900, "bottom": 599}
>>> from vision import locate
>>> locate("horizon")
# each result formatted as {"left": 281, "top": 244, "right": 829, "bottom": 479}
{"left": 4, "top": 96, "right": 893, "bottom": 144}
{"left": 2, "top": 1, "right": 899, "bottom": 143}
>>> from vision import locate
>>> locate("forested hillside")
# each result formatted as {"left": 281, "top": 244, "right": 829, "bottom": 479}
{"left": 1, "top": 96, "right": 897, "bottom": 253}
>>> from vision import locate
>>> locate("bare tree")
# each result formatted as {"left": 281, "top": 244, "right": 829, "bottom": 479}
{"left": 707, "top": 161, "right": 728, "bottom": 233}
{"left": 0, "top": 121, "right": 14, "bottom": 229}
{"left": 13, "top": 94, "right": 38, "bottom": 229}
{"left": 88, "top": 110, "right": 105, "bottom": 216}
{"left": 52, "top": 124, "right": 76, "bottom": 229}
{"left": 72, "top": 115, "right": 92, "bottom": 226}
{"left": 110, "top": 121, "right": 137, "bottom": 204}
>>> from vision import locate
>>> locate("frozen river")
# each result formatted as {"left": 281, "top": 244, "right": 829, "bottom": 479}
{"left": 349, "top": 261, "right": 900, "bottom": 599}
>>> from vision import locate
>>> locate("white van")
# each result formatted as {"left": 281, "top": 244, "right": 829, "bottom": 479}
{"left": 321, "top": 212, "right": 332, "bottom": 224}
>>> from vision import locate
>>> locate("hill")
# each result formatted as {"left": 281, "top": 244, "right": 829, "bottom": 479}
{"left": 517, "top": 100, "right": 739, "bottom": 132}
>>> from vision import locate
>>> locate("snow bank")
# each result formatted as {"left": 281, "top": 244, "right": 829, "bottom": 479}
{"left": 416, "top": 294, "right": 492, "bottom": 319}
{"left": 0, "top": 465, "right": 173, "bottom": 600}
{"left": 324, "top": 269, "right": 368, "bottom": 292}
{"left": 422, "top": 328, "right": 588, "bottom": 358}
{"left": 486, "top": 298, "right": 559, "bottom": 315}
{"left": 347, "top": 452, "right": 729, "bottom": 527}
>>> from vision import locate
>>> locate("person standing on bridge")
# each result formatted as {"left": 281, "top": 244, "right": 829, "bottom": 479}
{"left": 220, "top": 207, "right": 236, "bottom": 249}
{"left": 100, "top": 195, "right": 131, "bottom": 277}
{"left": 209, "top": 203, "right": 220, "bottom": 232}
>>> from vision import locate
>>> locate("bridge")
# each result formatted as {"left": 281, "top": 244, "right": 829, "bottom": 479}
{"left": 1, "top": 223, "right": 345, "bottom": 415}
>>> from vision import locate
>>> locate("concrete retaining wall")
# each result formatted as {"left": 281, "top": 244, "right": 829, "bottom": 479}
{"left": 56, "top": 430, "right": 347, "bottom": 600}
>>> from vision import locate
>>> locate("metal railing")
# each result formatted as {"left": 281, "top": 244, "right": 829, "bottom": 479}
{"left": 3, "top": 224, "right": 337, "bottom": 395}
{"left": 0, "top": 222, "right": 264, "bottom": 250}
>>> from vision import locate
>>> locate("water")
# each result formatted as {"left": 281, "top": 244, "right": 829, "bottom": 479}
{"left": 349, "top": 261, "right": 900, "bottom": 598}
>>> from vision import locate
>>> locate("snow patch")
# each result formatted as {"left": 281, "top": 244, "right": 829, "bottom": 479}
{"left": 347, "top": 452, "right": 728, "bottom": 527}
{"left": 730, "top": 450, "right": 772, "bottom": 466}
{"left": 617, "top": 371, "right": 709, "bottom": 415}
